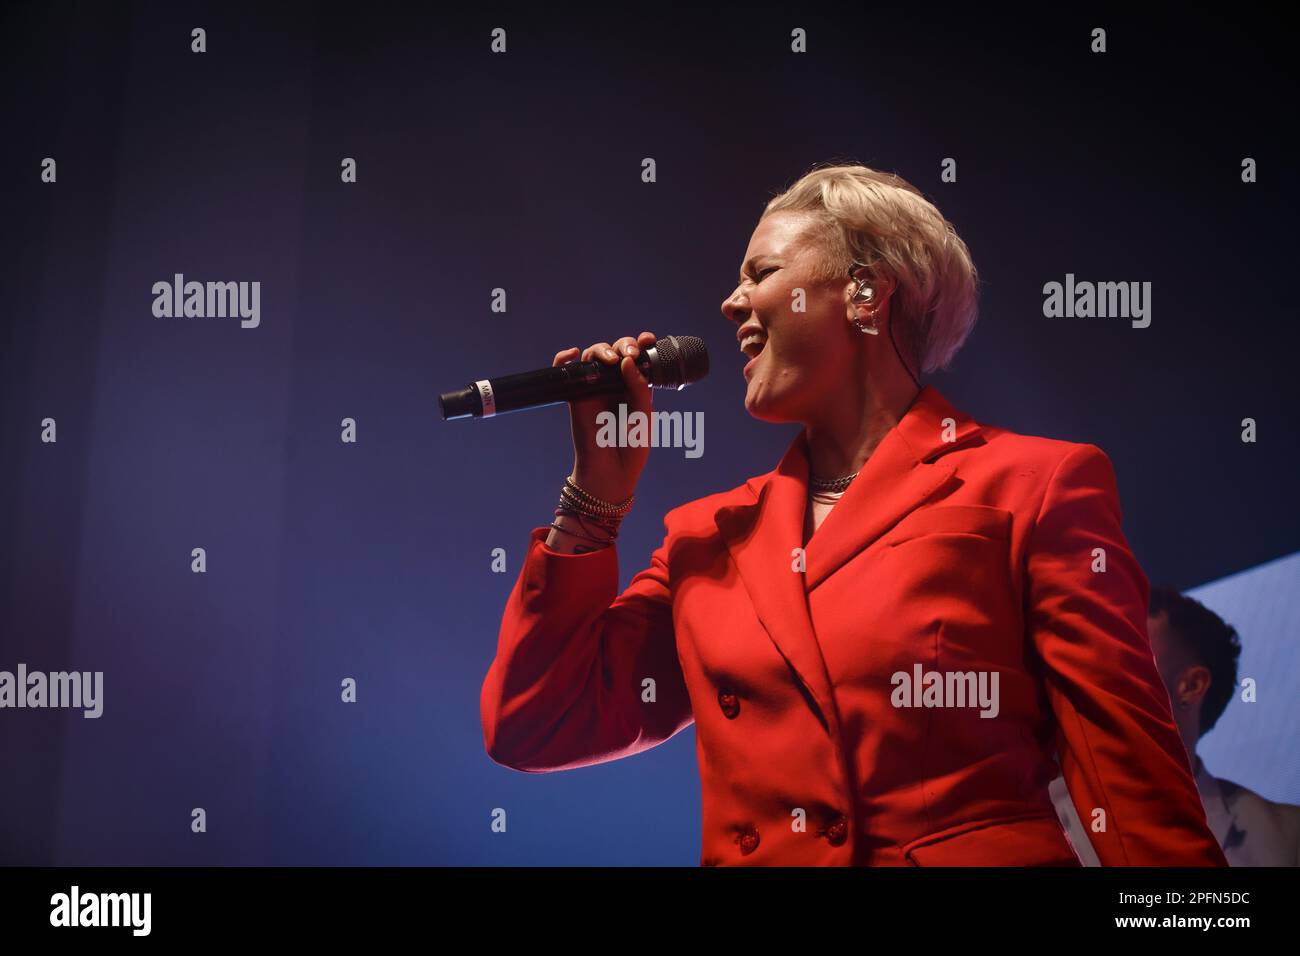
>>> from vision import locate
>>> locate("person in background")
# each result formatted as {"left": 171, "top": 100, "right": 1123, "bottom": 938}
{"left": 1052, "top": 586, "right": 1300, "bottom": 865}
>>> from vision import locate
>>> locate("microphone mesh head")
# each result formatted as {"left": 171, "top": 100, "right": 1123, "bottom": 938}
{"left": 651, "top": 335, "right": 709, "bottom": 389}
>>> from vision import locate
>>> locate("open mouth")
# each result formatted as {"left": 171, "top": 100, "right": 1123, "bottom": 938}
{"left": 740, "top": 332, "right": 767, "bottom": 361}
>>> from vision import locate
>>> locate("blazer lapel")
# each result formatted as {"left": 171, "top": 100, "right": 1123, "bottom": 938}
{"left": 715, "top": 430, "right": 842, "bottom": 732}
{"left": 802, "top": 386, "right": 981, "bottom": 591}
{"left": 713, "top": 386, "right": 983, "bottom": 731}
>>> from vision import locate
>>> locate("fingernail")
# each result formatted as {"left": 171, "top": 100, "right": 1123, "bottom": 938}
{"left": 605, "top": 348, "right": 617, "bottom": 360}
{"left": 628, "top": 345, "right": 639, "bottom": 356}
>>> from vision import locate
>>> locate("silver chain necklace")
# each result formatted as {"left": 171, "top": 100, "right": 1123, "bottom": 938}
{"left": 809, "top": 471, "right": 859, "bottom": 493}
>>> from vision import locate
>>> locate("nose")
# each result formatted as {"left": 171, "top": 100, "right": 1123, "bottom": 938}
{"left": 721, "top": 283, "right": 749, "bottom": 326}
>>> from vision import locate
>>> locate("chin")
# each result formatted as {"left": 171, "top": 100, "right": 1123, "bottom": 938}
{"left": 744, "top": 387, "right": 799, "bottom": 424}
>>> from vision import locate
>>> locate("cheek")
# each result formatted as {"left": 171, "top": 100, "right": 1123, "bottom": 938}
{"left": 770, "top": 307, "right": 842, "bottom": 366}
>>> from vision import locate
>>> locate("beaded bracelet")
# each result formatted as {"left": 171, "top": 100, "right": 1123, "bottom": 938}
{"left": 549, "top": 475, "right": 631, "bottom": 548}
{"left": 558, "top": 487, "right": 624, "bottom": 527}
{"left": 562, "top": 475, "right": 634, "bottom": 517}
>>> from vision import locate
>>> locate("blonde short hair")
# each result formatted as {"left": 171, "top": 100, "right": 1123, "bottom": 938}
{"left": 763, "top": 164, "right": 979, "bottom": 374}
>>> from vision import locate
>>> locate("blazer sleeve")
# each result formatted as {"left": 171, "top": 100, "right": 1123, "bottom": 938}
{"left": 479, "top": 513, "right": 694, "bottom": 772}
{"left": 1026, "top": 443, "right": 1227, "bottom": 866}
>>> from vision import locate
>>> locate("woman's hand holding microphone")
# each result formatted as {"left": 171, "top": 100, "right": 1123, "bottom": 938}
{"left": 546, "top": 331, "right": 658, "bottom": 554}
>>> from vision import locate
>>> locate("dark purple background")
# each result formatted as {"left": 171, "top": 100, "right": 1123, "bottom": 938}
{"left": 2, "top": 2, "right": 1296, "bottom": 864}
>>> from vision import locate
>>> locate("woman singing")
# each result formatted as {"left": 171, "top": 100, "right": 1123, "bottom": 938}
{"left": 479, "top": 164, "right": 1226, "bottom": 867}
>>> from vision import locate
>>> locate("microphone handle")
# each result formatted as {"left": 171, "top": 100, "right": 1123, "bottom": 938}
{"left": 441, "top": 355, "right": 653, "bottom": 419}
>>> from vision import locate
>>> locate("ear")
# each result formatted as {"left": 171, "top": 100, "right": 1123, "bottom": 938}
{"left": 1177, "top": 664, "right": 1213, "bottom": 708}
{"left": 845, "top": 269, "right": 898, "bottom": 320}
{"left": 871, "top": 273, "right": 897, "bottom": 301}
{"left": 868, "top": 270, "right": 899, "bottom": 304}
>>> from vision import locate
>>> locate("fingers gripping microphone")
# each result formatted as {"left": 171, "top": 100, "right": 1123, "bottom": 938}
{"left": 439, "top": 334, "right": 709, "bottom": 420}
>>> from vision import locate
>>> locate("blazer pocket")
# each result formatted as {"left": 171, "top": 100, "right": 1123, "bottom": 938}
{"left": 902, "top": 813, "right": 1081, "bottom": 867}
{"left": 885, "top": 504, "right": 1013, "bottom": 548}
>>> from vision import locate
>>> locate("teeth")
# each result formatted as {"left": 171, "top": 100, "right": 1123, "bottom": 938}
{"left": 740, "top": 333, "right": 766, "bottom": 358}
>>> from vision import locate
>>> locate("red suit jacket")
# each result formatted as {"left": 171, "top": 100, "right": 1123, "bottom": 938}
{"left": 480, "top": 385, "right": 1227, "bottom": 866}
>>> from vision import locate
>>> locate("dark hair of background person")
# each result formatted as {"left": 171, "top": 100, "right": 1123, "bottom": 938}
{"left": 1150, "top": 586, "right": 1243, "bottom": 737}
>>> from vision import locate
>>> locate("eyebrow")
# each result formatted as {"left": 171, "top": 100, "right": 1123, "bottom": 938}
{"left": 738, "top": 255, "right": 772, "bottom": 281}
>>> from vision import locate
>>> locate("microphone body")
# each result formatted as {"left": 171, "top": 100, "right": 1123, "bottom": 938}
{"left": 439, "top": 334, "right": 708, "bottom": 420}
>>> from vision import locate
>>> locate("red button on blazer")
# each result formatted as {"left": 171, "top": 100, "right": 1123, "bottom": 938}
{"left": 480, "top": 385, "right": 1228, "bottom": 867}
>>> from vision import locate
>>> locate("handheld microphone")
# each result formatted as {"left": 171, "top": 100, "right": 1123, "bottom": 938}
{"left": 439, "top": 334, "right": 709, "bottom": 420}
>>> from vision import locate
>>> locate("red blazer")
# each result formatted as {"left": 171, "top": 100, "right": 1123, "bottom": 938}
{"left": 480, "top": 385, "right": 1227, "bottom": 866}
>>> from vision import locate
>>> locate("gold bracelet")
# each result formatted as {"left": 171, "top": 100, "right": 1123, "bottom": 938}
{"left": 564, "top": 475, "right": 634, "bottom": 517}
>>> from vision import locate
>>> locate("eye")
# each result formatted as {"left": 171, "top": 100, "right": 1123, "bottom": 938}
{"left": 756, "top": 267, "right": 777, "bottom": 281}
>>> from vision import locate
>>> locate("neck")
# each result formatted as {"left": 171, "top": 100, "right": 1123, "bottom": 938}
{"left": 1178, "top": 718, "right": 1201, "bottom": 765}
{"left": 804, "top": 365, "right": 921, "bottom": 480}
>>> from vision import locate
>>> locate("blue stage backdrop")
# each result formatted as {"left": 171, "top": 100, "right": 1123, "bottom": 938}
{"left": 1, "top": 3, "right": 1296, "bottom": 864}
